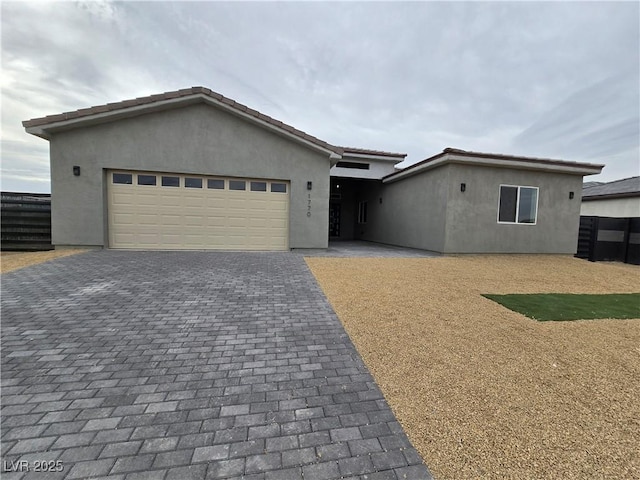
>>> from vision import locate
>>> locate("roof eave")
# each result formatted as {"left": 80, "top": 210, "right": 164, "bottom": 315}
{"left": 341, "top": 151, "right": 406, "bottom": 163}
{"left": 383, "top": 153, "right": 604, "bottom": 184}
{"left": 582, "top": 192, "right": 640, "bottom": 201}
{"left": 24, "top": 93, "right": 341, "bottom": 158}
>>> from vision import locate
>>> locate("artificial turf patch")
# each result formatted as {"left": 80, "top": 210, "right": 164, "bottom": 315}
{"left": 482, "top": 293, "right": 640, "bottom": 321}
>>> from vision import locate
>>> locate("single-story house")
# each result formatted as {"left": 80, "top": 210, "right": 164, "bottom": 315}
{"left": 23, "top": 86, "right": 604, "bottom": 254}
{"left": 581, "top": 176, "right": 640, "bottom": 218}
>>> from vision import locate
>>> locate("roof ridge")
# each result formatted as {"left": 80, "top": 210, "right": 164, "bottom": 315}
{"left": 589, "top": 175, "right": 640, "bottom": 186}
{"left": 582, "top": 175, "right": 640, "bottom": 197}
{"left": 23, "top": 86, "right": 342, "bottom": 155}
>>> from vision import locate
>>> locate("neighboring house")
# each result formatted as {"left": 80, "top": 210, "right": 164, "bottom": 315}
{"left": 23, "top": 87, "right": 604, "bottom": 254}
{"left": 581, "top": 176, "right": 640, "bottom": 218}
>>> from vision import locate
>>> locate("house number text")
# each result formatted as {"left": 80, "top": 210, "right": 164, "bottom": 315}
{"left": 307, "top": 193, "right": 312, "bottom": 217}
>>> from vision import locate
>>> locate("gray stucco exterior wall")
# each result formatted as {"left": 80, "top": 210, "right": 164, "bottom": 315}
{"left": 358, "top": 163, "right": 583, "bottom": 254}
{"left": 443, "top": 164, "right": 584, "bottom": 253}
{"left": 48, "top": 103, "right": 331, "bottom": 249}
{"left": 357, "top": 166, "right": 451, "bottom": 252}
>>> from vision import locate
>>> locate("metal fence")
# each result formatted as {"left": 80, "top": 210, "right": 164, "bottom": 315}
{"left": 576, "top": 216, "right": 639, "bottom": 265}
{"left": 1, "top": 192, "right": 53, "bottom": 251}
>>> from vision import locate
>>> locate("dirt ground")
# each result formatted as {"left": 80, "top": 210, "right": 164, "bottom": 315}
{"left": 1, "top": 249, "right": 89, "bottom": 274}
{"left": 306, "top": 255, "right": 640, "bottom": 480}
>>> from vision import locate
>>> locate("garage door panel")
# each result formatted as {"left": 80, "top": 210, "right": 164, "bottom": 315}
{"left": 183, "top": 235, "right": 205, "bottom": 246}
{"left": 184, "top": 216, "right": 205, "bottom": 226}
{"left": 137, "top": 233, "right": 160, "bottom": 244}
{"left": 160, "top": 214, "right": 182, "bottom": 226}
{"left": 112, "top": 213, "right": 135, "bottom": 225}
{"left": 160, "top": 233, "right": 182, "bottom": 244}
{"left": 113, "top": 233, "right": 135, "bottom": 244}
{"left": 184, "top": 197, "right": 204, "bottom": 208}
{"left": 136, "top": 193, "right": 161, "bottom": 206}
{"left": 203, "top": 235, "right": 227, "bottom": 246}
{"left": 248, "top": 218, "right": 268, "bottom": 228}
{"left": 205, "top": 201, "right": 227, "bottom": 211}
{"left": 158, "top": 196, "right": 182, "bottom": 207}
{"left": 226, "top": 198, "right": 247, "bottom": 206}
{"left": 206, "top": 217, "right": 228, "bottom": 228}
{"left": 270, "top": 202, "right": 288, "bottom": 211}
{"left": 109, "top": 171, "right": 289, "bottom": 250}
{"left": 134, "top": 203, "right": 162, "bottom": 213}
{"left": 227, "top": 217, "right": 247, "bottom": 227}
{"left": 137, "top": 214, "right": 161, "bottom": 225}
{"left": 269, "top": 219, "right": 288, "bottom": 229}
{"left": 246, "top": 199, "right": 268, "bottom": 209}
{"left": 111, "top": 193, "right": 136, "bottom": 205}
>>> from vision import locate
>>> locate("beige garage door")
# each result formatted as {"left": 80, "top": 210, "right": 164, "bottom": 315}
{"left": 107, "top": 170, "right": 289, "bottom": 250}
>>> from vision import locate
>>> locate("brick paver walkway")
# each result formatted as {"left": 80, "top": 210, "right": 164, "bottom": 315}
{"left": 1, "top": 251, "right": 432, "bottom": 479}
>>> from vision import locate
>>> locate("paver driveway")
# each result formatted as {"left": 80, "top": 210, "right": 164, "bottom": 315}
{"left": 1, "top": 251, "right": 432, "bottom": 480}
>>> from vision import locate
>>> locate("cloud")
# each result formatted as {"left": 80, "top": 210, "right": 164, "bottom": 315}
{"left": 1, "top": 1, "right": 638, "bottom": 191}
{"left": 512, "top": 70, "right": 640, "bottom": 170}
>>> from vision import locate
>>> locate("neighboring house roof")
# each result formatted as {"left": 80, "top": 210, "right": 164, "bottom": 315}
{"left": 583, "top": 181, "right": 604, "bottom": 189}
{"left": 383, "top": 147, "right": 604, "bottom": 183}
{"left": 582, "top": 176, "right": 640, "bottom": 200}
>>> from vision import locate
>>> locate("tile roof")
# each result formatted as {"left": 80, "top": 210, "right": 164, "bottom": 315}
{"left": 582, "top": 176, "right": 640, "bottom": 198}
{"left": 22, "top": 86, "right": 343, "bottom": 154}
{"left": 384, "top": 147, "right": 604, "bottom": 181}
{"left": 339, "top": 147, "right": 407, "bottom": 158}
{"left": 440, "top": 148, "right": 605, "bottom": 169}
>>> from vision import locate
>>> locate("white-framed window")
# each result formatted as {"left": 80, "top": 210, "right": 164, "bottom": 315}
{"left": 207, "top": 179, "right": 225, "bottom": 189}
{"left": 229, "top": 180, "right": 246, "bottom": 191}
{"left": 185, "top": 177, "right": 203, "bottom": 188}
{"left": 498, "top": 185, "right": 538, "bottom": 224}
{"left": 358, "top": 201, "right": 368, "bottom": 224}
{"left": 137, "top": 174, "right": 157, "bottom": 186}
{"left": 161, "top": 176, "right": 180, "bottom": 187}
{"left": 250, "top": 181, "right": 267, "bottom": 192}
{"left": 112, "top": 173, "right": 133, "bottom": 184}
{"left": 271, "top": 183, "right": 287, "bottom": 193}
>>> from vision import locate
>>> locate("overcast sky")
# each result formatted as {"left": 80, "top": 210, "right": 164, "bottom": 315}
{"left": 2, "top": 1, "right": 639, "bottom": 193}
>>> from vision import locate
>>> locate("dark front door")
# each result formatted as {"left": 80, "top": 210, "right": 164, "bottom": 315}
{"left": 329, "top": 203, "right": 341, "bottom": 237}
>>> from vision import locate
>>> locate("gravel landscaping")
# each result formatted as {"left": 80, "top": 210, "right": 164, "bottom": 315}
{"left": 306, "top": 255, "right": 640, "bottom": 480}
{"left": 1, "top": 249, "right": 88, "bottom": 273}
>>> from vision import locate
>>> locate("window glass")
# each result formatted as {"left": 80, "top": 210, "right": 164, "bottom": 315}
{"left": 229, "top": 180, "right": 246, "bottom": 191}
{"left": 498, "top": 186, "right": 538, "bottom": 224}
{"left": 271, "top": 183, "right": 287, "bottom": 193}
{"left": 113, "top": 173, "right": 132, "bottom": 184}
{"left": 336, "top": 161, "right": 370, "bottom": 170}
{"left": 518, "top": 187, "right": 538, "bottom": 224}
{"left": 185, "top": 177, "right": 203, "bottom": 188}
{"left": 250, "top": 181, "right": 267, "bottom": 192}
{"left": 498, "top": 186, "right": 518, "bottom": 223}
{"left": 138, "top": 175, "right": 157, "bottom": 186}
{"left": 207, "top": 179, "right": 224, "bottom": 189}
{"left": 162, "top": 176, "right": 180, "bottom": 187}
